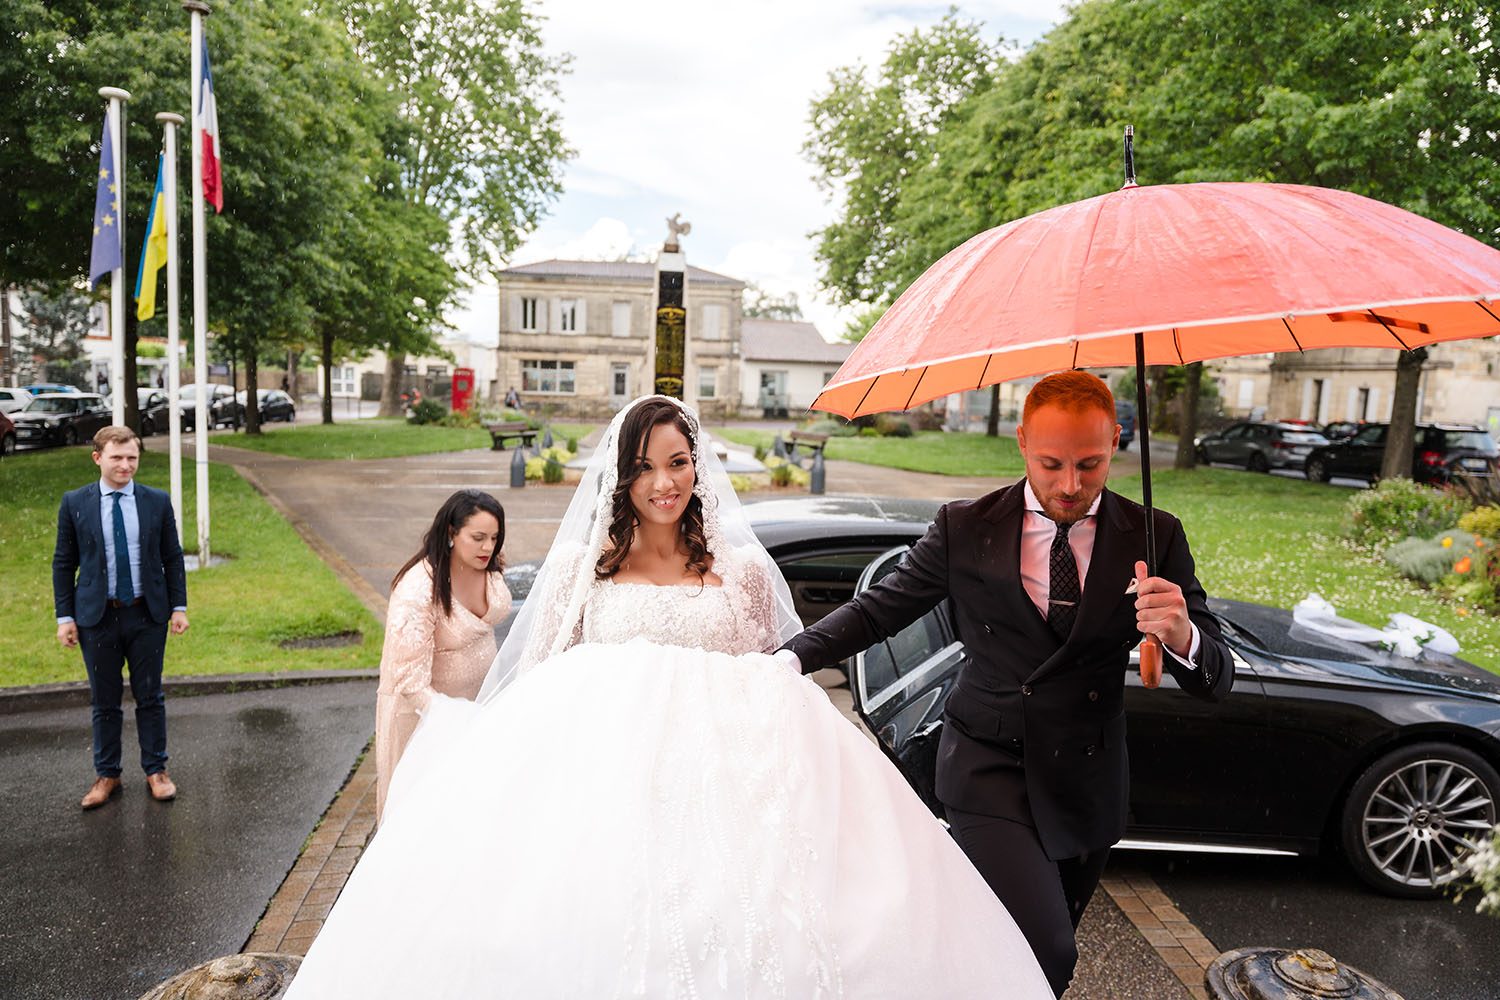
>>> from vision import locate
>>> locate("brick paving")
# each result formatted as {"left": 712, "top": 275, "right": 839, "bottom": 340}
{"left": 1100, "top": 866, "right": 1221, "bottom": 999}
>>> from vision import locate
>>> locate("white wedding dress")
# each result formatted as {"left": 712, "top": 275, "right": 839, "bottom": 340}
{"left": 284, "top": 546, "right": 1051, "bottom": 999}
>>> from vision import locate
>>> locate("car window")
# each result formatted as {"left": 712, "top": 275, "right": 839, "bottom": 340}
{"left": 1436, "top": 429, "right": 1499, "bottom": 455}
{"left": 1282, "top": 431, "right": 1326, "bottom": 444}
{"left": 27, "top": 397, "right": 73, "bottom": 413}
{"left": 1352, "top": 425, "right": 1386, "bottom": 445}
{"left": 776, "top": 548, "right": 893, "bottom": 627}
{"left": 1221, "top": 424, "right": 1246, "bottom": 440}
{"left": 855, "top": 546, "right": 949, "bottom": 688}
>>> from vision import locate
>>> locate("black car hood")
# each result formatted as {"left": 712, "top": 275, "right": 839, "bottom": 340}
{"left": 10, "top": 411, "right": 59, "bottom": 424}
{"left": 1213, "top": 598, "right": 1500, "bottom": 702}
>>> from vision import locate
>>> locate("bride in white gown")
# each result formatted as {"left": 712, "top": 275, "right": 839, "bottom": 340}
{"left": 285, "top": 396, "right": 1051, "bottom": 999}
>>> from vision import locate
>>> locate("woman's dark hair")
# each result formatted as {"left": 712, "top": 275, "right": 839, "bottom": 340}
{"left": 394, "top": 490, "right": 506, "bottom": 616}
{"left": 596, "top": 399, "right": 711, "bottom": 580}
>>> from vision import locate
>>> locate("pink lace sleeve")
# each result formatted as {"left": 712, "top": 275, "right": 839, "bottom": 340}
{"left": 376, "top": 563, "right": 438, "bottom": 820}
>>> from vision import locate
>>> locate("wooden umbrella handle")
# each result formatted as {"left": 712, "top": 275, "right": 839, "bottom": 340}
{"left": 1139, "top": 634, "right": 1163, "bottom": 689}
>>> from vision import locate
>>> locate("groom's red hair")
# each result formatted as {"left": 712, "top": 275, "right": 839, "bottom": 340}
{"left": 1022, "top": 370, "right": 1115, "bottom": 425}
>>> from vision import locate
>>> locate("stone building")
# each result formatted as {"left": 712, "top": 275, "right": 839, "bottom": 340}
{"left": 738, "top": 319, "right": 852, "bottom": 415}
{"left": 494, "top": 258, "right": 746, "bottom": 419}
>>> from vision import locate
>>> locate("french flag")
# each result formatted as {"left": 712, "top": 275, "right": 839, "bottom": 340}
{"left": 197, "top": 34, "right": 222, "bottom": 213}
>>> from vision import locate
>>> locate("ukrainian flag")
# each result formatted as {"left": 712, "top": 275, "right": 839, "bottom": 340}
{"left": 134, "top": 154, "right": 168, "bottom": 321}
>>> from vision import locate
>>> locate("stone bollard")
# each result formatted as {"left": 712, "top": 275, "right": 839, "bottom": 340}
{"left": 772, "top": 434, "right": 787, "bottom": 460}
{"left": 542, "top": 427, "right": 554, "bottom": 450}
{"left": 810, "top": 449, "right": 826, "bottom": 495}
{"left": 139, "top": 953, "right": 301, "bottom": 1000}
{"left": 1205, "top": 947, "right": 1405, "bottom": 1000}
{"left": 510, "top": 445, "right": 526, "bottom": 488}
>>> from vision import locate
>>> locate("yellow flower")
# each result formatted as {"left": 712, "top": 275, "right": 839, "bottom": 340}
{"left": 1442, "top": 536, "right": 1454, "bottom": 548}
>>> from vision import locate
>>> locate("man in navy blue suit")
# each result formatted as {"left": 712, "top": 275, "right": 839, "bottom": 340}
{"left": 54, "top": 425, "right": 189, "bottom": 809}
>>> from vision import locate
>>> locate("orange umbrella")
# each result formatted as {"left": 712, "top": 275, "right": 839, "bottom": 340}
{"left": 813, "top": 129, "right": 1500, "bottom": 682}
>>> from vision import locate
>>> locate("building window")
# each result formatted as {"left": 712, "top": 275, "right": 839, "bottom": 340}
{"left": 521, "top": 359, "right": 576, "bottom": 394}
{"left": 823, "top": 371, "right": 836, "bottom": 385}
{"left": 558, "top": 299, "right": 579, "bottom": 333}
{"left": 521, "top": 297, "right": 540, "bottom": 332}
{"left": 611, "top": 362, "right": 629, "bottom": 398}
{"left": 701, "top": 303, "right": 726, "bottom": 341}
{"left": 698, "top": 366, "right": 717, "bottom": 399}
{"left": 426, "top": 365, "right": 447, "bottom": 378}
{"left": 331, "top": 365, "right": 356, "bottom": 396}
{"left": 612, "top": 301, "right": 632, "bottom": 338}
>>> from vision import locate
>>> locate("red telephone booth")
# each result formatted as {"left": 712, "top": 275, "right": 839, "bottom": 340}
{"left": 451, "top": 367, "right": 475, "bottom": 413}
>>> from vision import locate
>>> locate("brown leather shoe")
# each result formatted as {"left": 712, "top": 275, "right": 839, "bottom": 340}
{"left": 81, "top": 776, "right": 122, "bottom": 810}
{"left": 146, "top": 771, "right": 177, "bottom": 802}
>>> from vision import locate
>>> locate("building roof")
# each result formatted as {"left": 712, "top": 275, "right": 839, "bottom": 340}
{"left": 740, "top": 320, "right": 853, "bottom": 365}
{"left": 499, "top": 259, "right": 744, "bottom": 287}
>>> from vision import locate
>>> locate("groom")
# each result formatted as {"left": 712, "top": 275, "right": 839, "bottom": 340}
{"left": 778, "top": 371, "right": 1233, "bottom": 997}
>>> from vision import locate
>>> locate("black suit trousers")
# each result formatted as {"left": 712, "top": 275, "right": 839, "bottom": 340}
{"left": 79, "top": 602, "right": 169, "bottom": 777}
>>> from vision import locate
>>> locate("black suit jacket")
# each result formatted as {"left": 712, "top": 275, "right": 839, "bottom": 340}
{"left": 53, "top": 481, "right": 188, "bottom": 628}
{"left": 785, "top": 482, "right": 1233, "bottom": 859}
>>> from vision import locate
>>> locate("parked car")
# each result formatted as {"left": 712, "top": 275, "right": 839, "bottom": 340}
{"left": 1195, "top": 421, "right": 1329, "bottom": 472}
{"left": 0, "top": 409, "right": 15, "bottom": 456}
{"left": 0, "top": 387, "right": 30, "bottom": 414}
{"left": 1305, "top": 422, "right": 1500, "bottom": 485}
{"left": 10, "top": 392, "right": 112, "bottom": 448}
{"left": 1114, "top": 399, "right": 1136, "bottom": 451}
{"left": 137, "top": 388, "right": 171, "bottom": 437}
{"left": 238, "top": 388, "right": 296, "bottom": 423}
{"left": 1320, "top": 421, "right": 1366, "bottom": 442}
{"left": 21, "top": 382, "right": 82, "bottom": 395}
{"left": 496, "top": 496, "right": 1500, "bottom": 899}
{"left": 176, "top": 383, "right": 243, "bottom": 431}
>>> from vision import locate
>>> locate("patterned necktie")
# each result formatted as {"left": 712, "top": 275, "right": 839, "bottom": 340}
{"left": 1047, "top": 519, "right": 1080, "bottom": 639}
{"left": 111, "top": 491, "right": 134, "bottom": 602}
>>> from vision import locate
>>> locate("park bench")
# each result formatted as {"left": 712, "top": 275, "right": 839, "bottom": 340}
{"left": 487, "top": 421, "right": 538, "bottom": 451}
{"left": 786, "top": 430, "right": 830, "bottom": 463}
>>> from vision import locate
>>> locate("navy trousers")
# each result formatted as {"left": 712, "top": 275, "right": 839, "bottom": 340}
{"left": 78, "top": 602, "right": 169, "bottom": 777}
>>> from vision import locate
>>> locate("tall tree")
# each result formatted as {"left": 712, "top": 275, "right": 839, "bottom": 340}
{"left": 333, "top": 0, "right": 572, "bottom": 415}
{"left": 743, "top": 286, "right": 804, "bottom": 321}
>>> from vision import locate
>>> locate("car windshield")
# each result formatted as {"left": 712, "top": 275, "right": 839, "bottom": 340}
{"left": 25, "top": 397, "right": 74, "bottom": 413}
{"left": 1281, "top": 431, "right": 1327, "bottom": 444}
{"left": 1436, "top": 430, "right": 1499, "bottom": 455}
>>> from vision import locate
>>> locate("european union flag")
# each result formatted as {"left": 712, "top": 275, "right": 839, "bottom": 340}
{"left": 89, "top": 109, "right": 122, "bottom": 287}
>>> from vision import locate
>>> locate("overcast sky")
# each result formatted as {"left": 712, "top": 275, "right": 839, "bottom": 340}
{"left": 448, "top": 1, "right": 1071, "bottom": 345}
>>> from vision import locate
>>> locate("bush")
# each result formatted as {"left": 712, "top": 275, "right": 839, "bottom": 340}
{"left": 804, "top": 418, "right": 857, "bottom": 438}
{"left": 524, "top": 445, "right": 576, "bottom": 482}
{"left": 566, "top": 436, "right": 578, "bottom": 453}
{"left": 407, "top": 398, "right": 447, "bottom": 425}
{"left": 1341, "top": 478, "right": 1471, "bottom": 553}
{"left": 770, "top": 463, "right": 794, "bottom": 487}
{"left": 1384, "top": 531, "right": 1482, "bottom": 585}
{"left": 874, "top": 414, "right": 914, "bottom": 437}
{"left": 543, "top": 457, "right": 564, "bottom": 484}
{"left": 1459, "top": 505, "right": 1500, "bottom": 541}
{"left": 859, "top": 426, "right": 881, "bottom": 437}
{"left": 439, "top": 408, "right": 482, "bottom": 429}
{"left": 729, "top": 473, "right": 756, "bottom": 494}
{"left": 753, "top": 444, "right": 768, "bottom": 462}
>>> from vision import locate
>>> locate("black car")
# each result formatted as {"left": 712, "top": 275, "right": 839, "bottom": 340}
{"left": 1195, "top": 421, "right": 1329, "bottom": 472}
{"left": 10, "top": 392, "right": 112, "bottom": 448}
{"left": 1305, "top": 422, "right": 1500, "bottom": 485}
{"left": 1114, "top": 399, "right": 1136, "bottom": 451}
{"left": 137, "top": 388, "right": 171, "bottom": 437}
{"left": 238, "top": 388, "right": 296, "bottom": 423}
{"left": 1320, "top": 421, "right": 1366, "bottom": 442}
{"left": 0, "top": 409, "right": 14, "bottom": 456}
{"left": 176, "top": 383, "right": 243, "bottom": 431}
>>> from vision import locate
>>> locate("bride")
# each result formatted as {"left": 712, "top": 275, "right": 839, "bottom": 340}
{"left": 285, "top": 395, "right": 1050, "bottom": 999}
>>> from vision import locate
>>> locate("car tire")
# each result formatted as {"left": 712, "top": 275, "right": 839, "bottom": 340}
{"left": 1306, "top": 456, "right": 1330, "bottom": 483}
{"left": 1195, "top": 446, "right": 1209, "bottom": 465}
{"left": 1340, "top": 742, "right": 1500, "bottom": 899}
{"left": 141, "top": 417, "right": 155, "bottom": 437}
{"left": 1, "top": 433, "right": 14, "bottom": 457}
{"left": 63, "top": 426, "right": 79, "bottom": 447}
{"left": 286, "top": 409, "right": 296, "bottom": 423}
{"left": 1247, "top": 451, "right": 1270, "bottom": 474}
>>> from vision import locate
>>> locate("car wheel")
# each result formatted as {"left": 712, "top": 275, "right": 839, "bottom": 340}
{"left": 1306, "top": 456, "right": 1330, "bottom": 482}
{"left": 1, "top": 433, "right": 13, "bottom": 457}
{"left": 141, "top": 417, "right": 155, "bottom": 437}
{"left": 63, "top": 426, "right": 79, "bottom": 447}
{"left": 1195, "top": 446, "right": 1209, "bottom": 465}
{"left": 1340, "top": 742, "right": 1500, "bottom": 898}
{"left": 1247, "top": 451, "right": 1270, "bottom": 473}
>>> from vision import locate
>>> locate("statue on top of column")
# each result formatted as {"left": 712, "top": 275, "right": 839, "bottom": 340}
{"left": 664, "top": 213, "right": 691, "bottom": 253}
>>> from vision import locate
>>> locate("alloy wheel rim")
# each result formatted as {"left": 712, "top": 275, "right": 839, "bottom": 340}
{"left": 1362, "top": 758, "right": 1495, "bottom": 888}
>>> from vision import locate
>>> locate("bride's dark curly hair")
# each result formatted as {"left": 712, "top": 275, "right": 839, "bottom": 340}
{"left": 595, "top": 399, "right": 712, "bottom": 581}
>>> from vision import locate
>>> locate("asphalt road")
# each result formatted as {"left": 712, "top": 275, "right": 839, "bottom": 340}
{"left": 0, "top": 681, "right": 375, "bottom": 1000}
{"left": 1142, "top": 850, "right": 1500, "bottom": 999}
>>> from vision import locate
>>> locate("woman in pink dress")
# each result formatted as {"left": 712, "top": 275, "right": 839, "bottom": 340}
{"left": 375, "top": 490, "right": 511, "bottom": 819}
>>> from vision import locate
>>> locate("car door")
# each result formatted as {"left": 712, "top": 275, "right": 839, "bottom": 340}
{"left": 1122, "top": 617, "right": 1274, "bottom": 846}
{"left": 1207, "top": 423, "right": 1246, "bottom": 463}
{"left": 1337, "top": 423, "right": 1385, "bottom": 478}
{"left": 848, "top": 545, "right": 965, "bottom": 816}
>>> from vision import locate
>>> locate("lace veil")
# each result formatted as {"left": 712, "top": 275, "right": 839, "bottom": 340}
{"left": 477, "top": 395, "right": 802, "bottom": 701}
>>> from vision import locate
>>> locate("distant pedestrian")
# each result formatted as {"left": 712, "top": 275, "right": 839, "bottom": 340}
{"left": 155, "top": 370, "right": 165, "bottom": 388}
{"left": 375, "top": 490, "right": 510, "bottom": 821}
{"left": 280, "top": 374, "right": 290, "bottom": 393}
{"left": 504, "top": 386, "right": 521, "bottom": 411}
{"left": 54, "top": 426, "right": 189, "bottom": 809}
{"left": 95, "top": 371, "right": 108, "bottom": 393}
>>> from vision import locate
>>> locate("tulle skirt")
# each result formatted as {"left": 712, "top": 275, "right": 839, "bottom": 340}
{"left": 285, "top": 638, "right": 1051, "bottom": 999}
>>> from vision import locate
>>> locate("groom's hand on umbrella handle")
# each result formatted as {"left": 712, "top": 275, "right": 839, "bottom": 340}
{"left": 1134, "top": 560, "right": 1192, "bottom": 688}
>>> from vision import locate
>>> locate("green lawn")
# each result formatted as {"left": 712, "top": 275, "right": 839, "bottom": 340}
{"left": 1111, "top": 469, "right": 1500, "bottom": 674}
{"left": 715, "top": 428, "right": 1027, "bottom": 478}
{"left": 1, "top": 447, "right": 383, "bottom": 687}
{"left": 209, "top": 419, "right": 597, "bottom": 461}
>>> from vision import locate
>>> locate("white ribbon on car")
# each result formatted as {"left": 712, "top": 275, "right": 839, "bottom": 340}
{"left": 1292, "top": 593, "right": 1460, "bottom": 659}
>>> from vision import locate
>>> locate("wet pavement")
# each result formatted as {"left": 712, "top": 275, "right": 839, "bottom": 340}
{"left": 0, "top": 681, "right": 375, "bottom": 1000}
{"left": 1144, "top": 850, "right": 1500, "bottom": 999}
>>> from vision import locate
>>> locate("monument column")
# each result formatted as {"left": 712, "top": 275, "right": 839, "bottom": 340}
{"left": 652, "top": 213, "right": 691, "bottom": 400}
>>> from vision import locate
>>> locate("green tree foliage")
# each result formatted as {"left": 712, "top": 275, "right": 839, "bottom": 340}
{"left": 743, "top": 285, "right": 804, "bottom": 321}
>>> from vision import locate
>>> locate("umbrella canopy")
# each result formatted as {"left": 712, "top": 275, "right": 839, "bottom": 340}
{"left": 813, "top": 181, "right": 1500, "bottom": 418}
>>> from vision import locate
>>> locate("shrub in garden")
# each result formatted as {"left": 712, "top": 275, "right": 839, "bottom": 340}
{"left": 804, "top": 418, "right": 857, "bottom": 438}
{"left": 543, "top": 457, "right": 564, "bottom": 484}
{"left": 1341, "top": 478, "right": 1471, "bottom": 552}
{"left": 1384, "top": 531, "right": 1482, "bottom": 585}
{"left": 440, "top": 408, "right": 482, "bottom": 429}
{"left": 566, "top": 436, "right": 578, "bottom": 453}
{"left": 1459, "top": 505, "right": 1500, "bottom": 541}
{"left": 753, "top": 444, "right": 768, "bottom": 462}
{"left": 859, "top": 426, "right": 881, "bottom": 437}
{"left": 407, "top": 398, "right": 447, "bottom": 425}
{"left": 1444, "top": 541, "right": 1498, "bottom": 613}
{"left": 873, "top": 414, "right": 914, "bottom": 437}
{"left": 524, "top": 445, "right": 575, "bottom": 482}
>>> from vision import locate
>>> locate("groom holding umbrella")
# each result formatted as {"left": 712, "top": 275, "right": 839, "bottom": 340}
{"left": 779, "top": 130, "right": 1500, "bottom": 996}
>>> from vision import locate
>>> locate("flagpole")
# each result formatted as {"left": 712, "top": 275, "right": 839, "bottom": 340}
{"left": 157, "top": 112, "right": 186, "bottom": 532}
{"left": 185, "top": 0, "right": 211, "bottom": 564}
{"left": 99, "top": 87, "right": 130, "bottom": 426}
